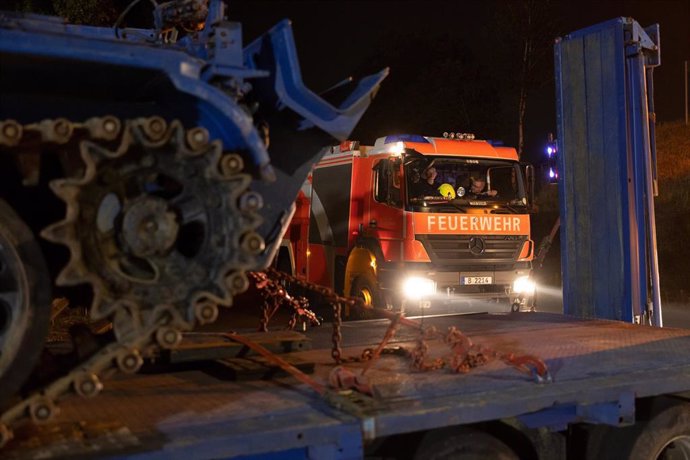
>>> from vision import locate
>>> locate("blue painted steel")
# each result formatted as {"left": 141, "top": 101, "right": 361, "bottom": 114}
{"left": 243, "top": 20, "right": 389, "bottom": 141}
{"left": 554, "top": 18, "right": 661, "bottom": 323}
{"left": 518, "top": 391, "right": 635, "bottom": 431}
{"left": 0, "top": 1, "right": 386, "bottom": 169}
{"left": 0, "top": 0, "right": 387, "bottom": 269}
{"left": 104, "top": 403, "right": 364, "bottom": 460}
{"left": 517, "top": 405, "right": 574, "bottom": 432}
{"left": 234, "top": 448, "right": 309, "bottom": 460}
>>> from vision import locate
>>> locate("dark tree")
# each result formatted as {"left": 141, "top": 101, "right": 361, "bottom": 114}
{"left": 489, "top": 0, "right": 557, "bottom": 156}
{"left": 51, "top": 0, "right": 119, "bottom": 25}
{"left": 2, "top": 0, "right": 152, "bottom": 26}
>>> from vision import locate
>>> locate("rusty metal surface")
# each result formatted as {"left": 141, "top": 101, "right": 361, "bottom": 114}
{"left": 167, "top": 331, "right": 312, "bottom": 363}
{"left": 4, "top": 312, "right": 690, "bottom": 457}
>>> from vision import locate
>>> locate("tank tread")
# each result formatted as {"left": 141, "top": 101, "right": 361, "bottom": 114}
{"left": 0, "top": 116, "right": 265, "bottom": 447}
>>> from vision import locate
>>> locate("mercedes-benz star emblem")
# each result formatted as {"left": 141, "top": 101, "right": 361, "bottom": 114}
{"left": 468, "top": 237, "right": 485, "bottom": 255}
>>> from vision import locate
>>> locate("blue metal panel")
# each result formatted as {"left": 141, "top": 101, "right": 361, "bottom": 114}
{"left": 517, "top": 391, "right": 635, "bottom": 431}
{"left": 0, "top": 4, "right": 387, "bottom": 168}
{"left": 108, "top": 408, "right": 364, "bottom": 460}
{"left": 0, "top": 1, "right": 388, "bottom": 268}
{"left": 555, "top": 18, "right": 661, "bottom": 323}
{"left": 243, "top": 19, "right": 389, "bottom": 141}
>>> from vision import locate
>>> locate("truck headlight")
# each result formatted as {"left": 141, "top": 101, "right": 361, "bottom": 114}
{"left": 513, "top": 276, "right": 536, "bottom": 295}
{"left": 402, "top": 277, "right": 436, "bottom": 300}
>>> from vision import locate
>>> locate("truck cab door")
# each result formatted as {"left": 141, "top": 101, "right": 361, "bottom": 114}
{"left": 370, "top": 158, "right": 404, "bottom": 262}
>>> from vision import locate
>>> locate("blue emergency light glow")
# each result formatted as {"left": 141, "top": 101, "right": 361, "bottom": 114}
{"left": 545, "top": 137, "right": 559, "bottom": 183}
{"left": 383, "top": 134, "right": 430, "bottom": 144}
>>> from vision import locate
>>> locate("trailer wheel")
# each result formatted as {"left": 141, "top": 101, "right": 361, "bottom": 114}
{"left": 414, "top": 426, "right": 518, "bottom": 460}
{"left": 588, "top": 401, "right": 690, "bottom": 460}
{"left": 349, "top": 275, "right": 381, "bottom": 320}
{"left": 0, "top": 200, "right": 51, "bottom": 410}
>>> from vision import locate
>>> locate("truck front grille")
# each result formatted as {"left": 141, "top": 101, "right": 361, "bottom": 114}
{"left": 417, "top": 234, "right": 526, "bottom": 267}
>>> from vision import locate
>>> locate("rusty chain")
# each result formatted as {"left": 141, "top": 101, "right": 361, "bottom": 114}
{"left": 287, "top": 296, "right": 313, "bottom": 331}
{"left": 263, "top": 267, "right": 551, "bottom": 384}
{"left": 361, "top": 314, "right": 401, "bottom": 375}
{"left": 247, "top": 270, "right": 321, "bottom": 333}
{"left": 411, "top": 326, "right": 445, "bottom": 371}
{"left": 263, "top": 267, "right": 363, "bottom": 364}
{"left": 331, "top": 302, "right": 344, "bottom": 364}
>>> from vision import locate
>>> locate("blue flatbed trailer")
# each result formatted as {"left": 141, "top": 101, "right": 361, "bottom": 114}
{"left": 2, "top": 12, "right": 683, "bottom": 460}
{"left": 3, "top": 312, "right": 690, "bottom": 459}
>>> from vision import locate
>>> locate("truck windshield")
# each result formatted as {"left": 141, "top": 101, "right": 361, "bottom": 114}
{"left": 405, "top": 156, "right": 527, "bottom": 212}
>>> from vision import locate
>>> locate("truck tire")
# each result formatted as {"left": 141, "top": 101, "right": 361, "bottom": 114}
{"left": 0, "top": 199, "right": 51, "bottom": 410}
{"left": 414, "top": 426, "right": 519, "bottom": 460}
{"left": 349, "top": 275, "right": 382, "bottom": 320}
{"left": 588, "top": 400, "right": 690, "bottom": 460}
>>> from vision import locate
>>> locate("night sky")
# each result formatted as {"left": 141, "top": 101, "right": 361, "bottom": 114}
{"left": 232, "top": 0, "right": 689, "bottom": 162}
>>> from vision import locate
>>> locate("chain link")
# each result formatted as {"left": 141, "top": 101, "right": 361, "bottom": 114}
{"left": 331, "top": 302, "right": 343, "bottom": 364}
{"left": 248, "top": 270, "right": 321, "bottom": 332}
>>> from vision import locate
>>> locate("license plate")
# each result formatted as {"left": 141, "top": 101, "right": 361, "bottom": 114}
{"left": 462, "top": 276, "right": 493, "bottom": 285}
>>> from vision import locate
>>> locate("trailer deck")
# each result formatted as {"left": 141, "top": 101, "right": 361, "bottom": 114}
{"left": 4, "top": 312, "right": 690, "bottom": 459}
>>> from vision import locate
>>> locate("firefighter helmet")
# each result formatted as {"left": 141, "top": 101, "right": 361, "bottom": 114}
{"left": 438, "top": 183, "right": 456, "bottom": 199}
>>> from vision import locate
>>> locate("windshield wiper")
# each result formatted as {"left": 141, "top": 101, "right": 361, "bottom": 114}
{"left": 490, "top": 201, "right": 527, "bottom": 214}
{"left": 409, "top": 199, "right": 467, "bottom": 213}
{"left": 446, "top": 201, "right": 467, "bottom": 213}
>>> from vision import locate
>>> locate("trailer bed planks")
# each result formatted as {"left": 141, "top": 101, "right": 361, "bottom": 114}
{"left": 4, "top": 312, "right": 690, "bottom": 459}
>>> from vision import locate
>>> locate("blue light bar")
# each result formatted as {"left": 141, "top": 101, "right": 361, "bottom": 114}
{"left": 383, "top": 134, "right": 430, "bottom": 144}
{"left": 486, "top": 139, "right": 504, "bottom": 146}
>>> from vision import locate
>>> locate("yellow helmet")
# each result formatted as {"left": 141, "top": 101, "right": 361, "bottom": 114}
{"left": 438, "top": 183, "right": 456, "bottom": 199}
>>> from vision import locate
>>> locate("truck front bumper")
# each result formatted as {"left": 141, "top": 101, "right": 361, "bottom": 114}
{"left": 380, "top": 267, "right": 535, "bottom": 313}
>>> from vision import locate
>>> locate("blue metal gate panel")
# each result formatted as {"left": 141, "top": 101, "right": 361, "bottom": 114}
{"left": 554, "top": 18, "right": 661, "bottom": 323}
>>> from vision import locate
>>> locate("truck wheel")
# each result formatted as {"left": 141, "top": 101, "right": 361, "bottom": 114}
{"left": 588, "top": 401, "right": 690, "bottom": 460}
{"left": 0, "top": 200, "right": 51, "bottom": 410}
{"left": 349, "top": 275, "right": 381, "bottom": 320}
{"left": 414, "top": 426, "right": 518, "bottom": 460}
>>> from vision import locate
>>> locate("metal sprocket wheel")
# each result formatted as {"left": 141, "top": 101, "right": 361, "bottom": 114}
{"left": 42, "top": 118, "right": 263, "bottom": 338}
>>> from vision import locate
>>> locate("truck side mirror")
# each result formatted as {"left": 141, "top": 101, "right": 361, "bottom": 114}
{"left": 524, "top": 164, "right": 535, "bottom": 210}
{"left": 389, "top": 158, "right": 402, "bottom": 207}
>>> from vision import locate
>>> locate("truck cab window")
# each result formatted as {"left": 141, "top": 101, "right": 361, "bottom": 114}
{"left": 487, "top": 166, "right": 521, "bottom": 197}
{"left": 374, "top": 159, "right": 401, "bottom": 207}
{"left": 405, "top": 156, "right": 527, "bottom": 211}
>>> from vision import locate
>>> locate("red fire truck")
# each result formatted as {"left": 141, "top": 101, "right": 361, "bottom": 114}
{"left": 278, "top": 133, "right": 537, "bottom": 316}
